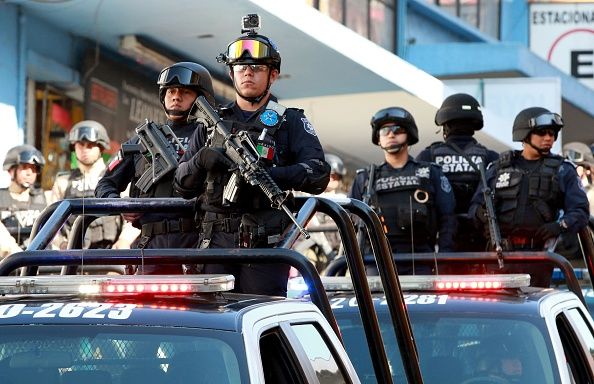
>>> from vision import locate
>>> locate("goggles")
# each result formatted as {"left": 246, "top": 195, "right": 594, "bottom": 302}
{"left": 71, "top": 126, "right": 100, "bottom": 143}
{"left": 532, "top": 128, "right": 557, "bottom": 137}
{"left": 528, "top": 112, "right": 563, "bottom": 129}
{"left": 226, "top": 39, "right": 271, "bottom": 61}
{"left": 564, "top": 148, "right": 585, "bottom": 163}
{"left": 17, "top": 150, "right": 44, "bottom": 166}
{"left": 158, "top": 66, "right": 201, "bottom": 86}
{"left": 379, "top": 126, "right": 407, "bottom": 136}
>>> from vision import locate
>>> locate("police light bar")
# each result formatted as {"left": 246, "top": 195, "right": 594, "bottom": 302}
{"left": 290, "top": 274, "right": 530, "bottom": 294}
{"left": 0, "top": 275, "right": 235, "bottom": 296}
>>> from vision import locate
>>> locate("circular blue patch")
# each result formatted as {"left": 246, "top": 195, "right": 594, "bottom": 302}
{"left": 260, "top": 109, "right": 279, "bottom": 127}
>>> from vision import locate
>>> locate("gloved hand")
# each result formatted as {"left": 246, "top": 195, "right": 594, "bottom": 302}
{"left": 534, "top": 222, "right": 562, "bottom": 241}
{"left": 193, "top": 147, "right": 233, "bottom": 171}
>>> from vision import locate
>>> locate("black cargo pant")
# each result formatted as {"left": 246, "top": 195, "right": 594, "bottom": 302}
{"left": 201, "top": 212, "right": 290, "bottom": 297}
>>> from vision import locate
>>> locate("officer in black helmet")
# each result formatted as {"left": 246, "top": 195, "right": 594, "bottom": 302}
{"left": 174, "top": 15, "right": 330, "bottom": 296}
{"left": 350, "top": 107, "right": 456, "bottom": 273}
{"left": 469, "top": 107, "right": 589, "bottom": 253}
{"left": 0, "top": 144, "right": 48, "bottom": 252}
{"left": 96, "top": 62, "right": 215, "bottom": 274}
{"left": 51, "top": 120, "right": 122, "bottom": 250}
{"left": 417, "top": 93, "right": 499, "bottom": 251}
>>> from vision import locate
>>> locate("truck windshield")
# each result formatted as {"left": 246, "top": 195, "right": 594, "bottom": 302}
{"left": 0, "top": 325, "right": 248, "bottom": 384}
{"left": 335, "top": 311, "right": 560, "bottom": 384}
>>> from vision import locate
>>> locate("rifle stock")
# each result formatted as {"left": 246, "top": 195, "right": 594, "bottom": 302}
{"left": 478, "top": 162, "right": 504, "bottom": 268}
{"left": 194, "top": 96, "right": 310, "bottom": 239}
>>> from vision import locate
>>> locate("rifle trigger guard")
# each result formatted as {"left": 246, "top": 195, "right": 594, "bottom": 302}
{"left": 414, "top": 189, "right": 429, "bottom": 204}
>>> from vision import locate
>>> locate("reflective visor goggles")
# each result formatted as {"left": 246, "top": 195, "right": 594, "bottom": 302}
{"left": 72, "top": 126, "right": 99, "bottom": 142}
{"left": 528, "top": 112, "right": 563, "bottom": 129}
{"left": 227, "top": 39, "right": 271, "bottom": 61}
{"left": 158, "top": 66, "right": 201, "bottom": 86}
{"left": 18, "top": 150, "right": 44, "bottom": 166}
{"left": 565, "top": 148, "right": 585, "bottom": 163}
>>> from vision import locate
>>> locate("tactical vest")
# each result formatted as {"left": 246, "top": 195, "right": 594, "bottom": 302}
{"left": 204, "top": 101, "right": 289, "bottom": 213}
{"left": 430, "top": 141, "right": 488, "bottom": 213}
{"left": 63, "top": 169, "right": 121, "bottom": 247}
{"left": 492, "top": 151, "right": 562, "bottom": 235}
{"left": 372, "top": 162, "right": 438, "bottom": 249}
{"left": 0, "top": 187, "right": 47, "bottom": 246}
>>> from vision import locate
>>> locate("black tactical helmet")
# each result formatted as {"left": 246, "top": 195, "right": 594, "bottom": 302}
{"left": 435, "top": 93, "right": 483, "bottom": 129}
{"left": 370, "top": 107, "right": 419, "bottom": 146}
{"left": 325, "top": 153, "right": 347, "bottom": 176}
{"left": 69, "top": 120, "right": 111, "bottom": 150}
{"left": 512, "top": 107, "right": 563, "bottom": 142}
{"left": 157, "top": 62, "right": 216, "bottom": 107}
{"left": 3, "top": 144, "right": 45, "bottom": 172}
{"left": 218, "top": 34, "right": 282, "bottom": 72}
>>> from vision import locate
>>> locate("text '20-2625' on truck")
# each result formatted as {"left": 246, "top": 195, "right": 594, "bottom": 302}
{"left": 0, "top": 196, "right": 425, "bottom": 384}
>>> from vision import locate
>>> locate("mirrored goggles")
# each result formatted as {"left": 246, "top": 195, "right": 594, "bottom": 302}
{"left": 17, "top": 150, "right": 44, "bottom": 165}
{"left": 158, "top": 66, "right": 201, "bottom": 86}
{"left": 227, "top": 39, "right": 271, "bottom": 60}
{"left": 379, "top": 126, "right": 407, "bottom": 136}
{"left": 564, "top": 148, "right": 585, "bottom": 163}
{"left": 72, "top": 126, "right": 99, "bottom": 142}
{"left": 528, "top": 113, "right": 563, "bottom": 129}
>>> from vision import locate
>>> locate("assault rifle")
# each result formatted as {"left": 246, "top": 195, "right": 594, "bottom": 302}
{"left": 120, "top": 120, "right": 183, "bottom": 193}
{"left": 478, "top": 162, "right": 504, "bottom": 268}
{"left": 194, "top": 96, "right": 310, "bottom": 239}
{"left": 357, "top": 164, "right": 377, "bottom": 252}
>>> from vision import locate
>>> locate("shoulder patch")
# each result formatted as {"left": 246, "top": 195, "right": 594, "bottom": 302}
{"left": 301, "top": 117, "right": 317, "bottom": 136}
{"left": 107, "top": 152, "right": 123, "bottom": 172}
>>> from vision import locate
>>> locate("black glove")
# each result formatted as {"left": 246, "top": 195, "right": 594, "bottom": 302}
{"left": 534, "top": 222, "right": 562, "bottom": 241}
{"left": 193, "top": 147, "right": 233, "bottom": 171}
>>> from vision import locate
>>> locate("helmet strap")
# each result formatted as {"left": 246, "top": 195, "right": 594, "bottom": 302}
{"left": 526, "top": 139, "right": 551, "bottom": 156}
{"left": 381, "top": 143, "right": 405, "bottom": 154}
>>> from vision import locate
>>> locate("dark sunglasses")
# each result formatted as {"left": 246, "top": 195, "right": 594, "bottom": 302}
{"left": 379, "top": 126, "right": 407, "bottom": 136}
{"left": 532, "top": 128, "right": 557, "bottom": 137}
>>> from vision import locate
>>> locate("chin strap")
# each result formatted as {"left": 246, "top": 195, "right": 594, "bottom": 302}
{"left": 526, "top": 141, "right": 551, "bottom": 156}
{"left": 381, "top": 143, "right": 404, "bottom": 154}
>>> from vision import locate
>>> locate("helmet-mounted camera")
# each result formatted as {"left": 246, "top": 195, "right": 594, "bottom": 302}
{"left": 241, "top": 14, "right": 261, "bottom": 35}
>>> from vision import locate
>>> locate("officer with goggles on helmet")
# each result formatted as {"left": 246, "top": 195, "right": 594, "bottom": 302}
{"left": 417, "top": 93, "right": 499, "bottom": 252}
{"left": 349, "top": 107, "right": 456, "bottom": 273}
{"left": 469, "top": 107, "right": 589, "bottom": 254}
{"left": 174, "top": 15, "right": 330, "bottom": 296}
{"left": 51, "top": 120, "right": 124, "bottom": 250}
{"left": 0, "top": 144, "right": 48, "bottom": 256}
{"left": 96, "top": 62, "right": 215, "bottom": 274}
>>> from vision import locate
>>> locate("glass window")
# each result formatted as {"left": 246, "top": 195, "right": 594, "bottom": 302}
{"left": 370, "top": 0, "right": 395, "bottom": 51}
{"left": 0, "top": 325, "right": 247, "bottom": 384}
{"left": 334, "top": 309, "right": 560, "bottom": 383}
{"left": 565, "top": 308, "right": 594, "bottom": 362}
{"left": 291, "top": 323, "right": 348, "bottom": 382}
{"left": 345, "top": 0, "right": 369, "bottom": 37}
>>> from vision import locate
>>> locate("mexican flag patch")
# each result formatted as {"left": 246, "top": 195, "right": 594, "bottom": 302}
{"left": 257, "top": 144, "right": 274, "bottom": 160}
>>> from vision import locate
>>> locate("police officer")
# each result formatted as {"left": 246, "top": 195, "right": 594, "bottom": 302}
{"left": 469, "top": 107, "right": 589, "bottom": 252}
{"left": 95, "top": 62, "right": 215, "bottom": 274}
{"left": 563, "top": 141, "right": 594, "bottom": 215}
{"left": 0, "top": 145, "right": 47, "bottom": 252}
{"left": 417, "top": 93, "right": 499, "bottom": 251}
{"left": 51, "top": 120, "right": 122, "bottom": 249}
{"left": 349, "top": 107, "right": 456, "bottom": 273}
{"left": 174, "top": 16, "right": 330, "bottom": 296}
{"left": 324, "top": 153, "right": 348, "bottom": 195}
